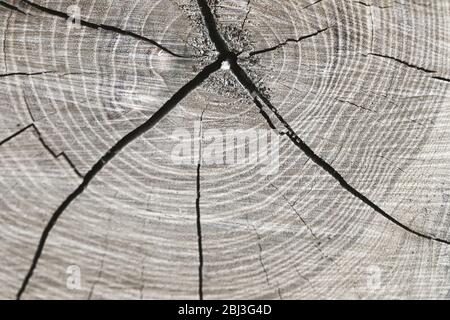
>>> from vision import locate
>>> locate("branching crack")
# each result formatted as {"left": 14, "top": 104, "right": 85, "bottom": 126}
{"left": 0, "top": 123, "right": 82, "bottom": 178}
{"left": 249, "top": 28, "right": 329, "bottom": 56}
{"left": 16, "top": 58, "right": 223, "bottom": 300}
{"left": 15, "top": 0, "right": 190, "bottom": 58}
{"left": 194, "top": 0, "right": 450, "bottom": 245}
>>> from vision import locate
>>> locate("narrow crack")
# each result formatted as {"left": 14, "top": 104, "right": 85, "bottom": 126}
{"left": 16, "top": 58, "right": 223, "bottom": 300}
{"left": 277, "top": 288, "right": 283, "bottom": 299}
{"left": 354, "top": 1, "right": 392, "bottom": 9}
{"left": 2, "top": 10, "right": 12, "bottom": 72}
{"left": 0, "top": 123, "right": 82, "bottom": 178}
{"left": 0, "top": 71, "right": 54, "bottom": 78}
{"left": 294, "top": 266, "right": 319, "bottom": 295}
{"left": 14, "top": 0, "right": 189, "bottom": 58}
{"left": 250, "top": 223, "right": 270, "bottom": 286}
{"left": 269, "top": 183, "right": 319, "bottom": 241}
{"left": 337, "top": 99, "right": 377, "bottom": 113}
{"left": 24, "top": 95, "right": 82, "bottom": 178}
{"left": 432, "top": 76, "right": 450, "bottom": 83}
{"left": 87, "top": 213, "right": 111, "bottom": 300}
{"left": 303, "top": 0, "right": 325, "bottom": 10}
{"left": 0, "top": 124, "right": 32, "bottom": 146}
{"left": 249, "top": 27, "right": 329, "bottom": 56}
{"left": 87, "top": 256, "right": 105, "bottom": 300}
{"left": 196, "top": 110, "right": 205, "bottom": 301}
{"left": 269, "top": 182, "right": 338, "bottom": 267}
{"left": 238, "top": 0, "right": 251, "bottom": 41}
{"left": 365, "top": 53, "right": 438, "bottom": 74}
{"left": 0, "top": 70, "right": 105, "bottom": 79}
{"left": 138, "top": 219, "right": 147, "bottom": 300}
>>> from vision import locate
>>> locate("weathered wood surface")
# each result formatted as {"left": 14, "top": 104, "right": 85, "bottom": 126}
{"left": 0, "top": 0, "right": 449, "bottom": 299}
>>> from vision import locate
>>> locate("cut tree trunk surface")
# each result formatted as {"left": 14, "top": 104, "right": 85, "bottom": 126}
{"left": 0, "top": 0, "right": 449, "bottom": 300}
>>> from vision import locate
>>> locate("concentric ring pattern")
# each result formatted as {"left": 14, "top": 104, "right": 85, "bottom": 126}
{"left": 0, "top": 0, "right": 449, "bottom": 299}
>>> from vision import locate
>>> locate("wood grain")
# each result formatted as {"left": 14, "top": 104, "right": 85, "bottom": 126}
{"left": 0, "top": 0, "right": 449, "bottom": 299}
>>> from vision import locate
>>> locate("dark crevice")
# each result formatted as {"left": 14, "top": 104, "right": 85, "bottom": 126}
{"left": 24, "top": 95, "right": 83, "bottom": 178}
{"left": 196, "top": 110, "right": 205, "bottom": 301}
{"left": 195, "top": 166, "right": 203, "bottom": 300}
{"left": 0, "top": 124, "right": 32, "bottom": 146}
{"left": 249, "top": 28, "right": 329, "bottom": 56}
{"left": 366, "top": 53, "right": 438, "bottom": 74}
{"left": 196, "top": 0, "right": 230, "bottom": 55}
{"left": 0, "top": 0, "right": 26, "bottom": 15}
{"left": 32, "top": 125, "right": 83, "bottom": 179}
{"left": 0, "top": 123, "right": 82, "bottom": 178}
{"left": 0, "top": 71, "right": 54, "bottom": 78}
{"left": 432, "top": 76, "right": 450, "bottom": 83}
{"left": 16, "top": 58, "right": 223, "bottom": 300}
{"left": 17, "top": 0, "right": 189, "bottom": 58}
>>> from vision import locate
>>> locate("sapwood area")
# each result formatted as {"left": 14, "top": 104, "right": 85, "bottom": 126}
{"left": 0, "top": 0, "right": 449, "bottom": 299}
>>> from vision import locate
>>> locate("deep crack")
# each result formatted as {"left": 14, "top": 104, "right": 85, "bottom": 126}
{"left": 196, "top": 110, "right": 205, "bottom": 301}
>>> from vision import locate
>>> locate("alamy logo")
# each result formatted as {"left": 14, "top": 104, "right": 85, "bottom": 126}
{"left": 66, "top": 265, "right": 82, "bottom": 290}
{"left": 171, "top": 122, "right": 280, "bottom": 175}
{"left": 67, "top": 5, "right": 81, "bottom": 29}
{"left": 366, "top": 265, "right": 382, "bottom": 291}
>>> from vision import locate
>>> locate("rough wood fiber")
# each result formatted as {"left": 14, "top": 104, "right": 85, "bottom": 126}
{"left": 0, "top": 0, "right": 449, "bottom": 299}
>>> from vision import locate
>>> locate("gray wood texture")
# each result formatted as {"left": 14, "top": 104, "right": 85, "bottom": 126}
{"left": 0, "top": 0, "right": 449, "bottom": 299}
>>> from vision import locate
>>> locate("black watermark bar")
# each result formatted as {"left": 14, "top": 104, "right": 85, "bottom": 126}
{"left": 1, "top": 300, "right": 445, "bottom": 318}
